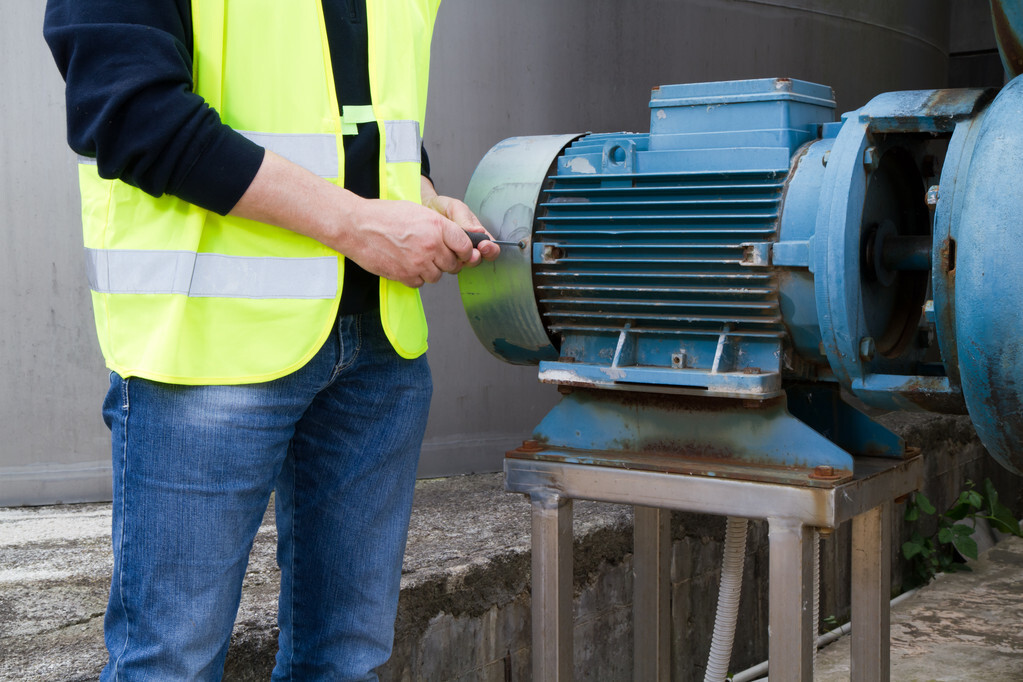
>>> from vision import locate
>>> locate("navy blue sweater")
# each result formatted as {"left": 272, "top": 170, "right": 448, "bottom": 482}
{"left": 44, "top": 0, "right": 431, "bottom": 313}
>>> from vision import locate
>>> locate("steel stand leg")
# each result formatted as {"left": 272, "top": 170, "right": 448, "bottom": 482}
{"left": 634, "top": 506, "right": 671, "bottom": 682}
{"left": 530, "top": 492, "right": 573, "bottom": 681}
{"left": 851, "top": 500, "right": 892, "bottom": 682}
{"left": 768, "top": 517, "right": 815, "bottom": 681}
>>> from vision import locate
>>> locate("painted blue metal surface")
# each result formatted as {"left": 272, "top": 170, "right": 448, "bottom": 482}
{"left": 812, "top": 88, "right": 990, "bottom": 413}
{"left": 460, "top": 74, "right": 1023, "bottom": 475}
{"left": 529, "top": 390, "right": 859, "bottom": 472}
{"left": 953, "top": 74, "right": 1023, "bottom": 474}
{"left": 529, "top": 78, "right": 834, "bottom": 401}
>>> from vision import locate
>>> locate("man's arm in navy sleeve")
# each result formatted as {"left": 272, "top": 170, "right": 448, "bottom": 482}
{"left": 43, "top": 0, "right": 263, "bottom": 215}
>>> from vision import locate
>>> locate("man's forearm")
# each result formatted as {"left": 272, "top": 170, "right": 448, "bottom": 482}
{"left": 230, "top": 151, "right": 496, "bottom": 288}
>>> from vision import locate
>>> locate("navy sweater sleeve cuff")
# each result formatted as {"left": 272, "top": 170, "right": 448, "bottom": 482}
{"left": 172, "top": 129, "right": 265, "bottom": 216}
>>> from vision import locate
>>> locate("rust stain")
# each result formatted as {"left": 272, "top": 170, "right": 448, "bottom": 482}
{"left": 992, "top": 0, "right": 1023, "bottom": 78}
{"left": 898, "top": 376, "right": 968, "bottom": 414}
{"left": 507, "top": 444, "right": 851, "bottom": 489}
{"left": 611, "top": 390, "right": 783, "bottom": 414}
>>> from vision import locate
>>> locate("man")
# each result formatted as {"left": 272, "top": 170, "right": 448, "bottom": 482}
{"left": 44, "top": 1, "right": 497, "bottom": 679}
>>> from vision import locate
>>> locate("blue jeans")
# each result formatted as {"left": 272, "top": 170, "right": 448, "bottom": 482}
{"left": 100, "top": 312, "right": 432, "bottom": 681}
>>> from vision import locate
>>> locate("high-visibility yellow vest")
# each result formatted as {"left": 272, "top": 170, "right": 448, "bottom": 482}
{"left": 77, "top": 0, "right": 439, "bottom": 385}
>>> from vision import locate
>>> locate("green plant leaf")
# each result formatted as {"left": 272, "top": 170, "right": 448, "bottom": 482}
{"left": 953, "top": 533, "right": 979, "bottom": 560}
{"left": 966, "top": 490, "right": 983, "bottom": 509}
{"left": 951, "top": 522, "right": 975, "bottom": 537}
{"left": 905, "top": 504, "right": 920, "bottom": 522}
{"left": 945, "top": 502, "right": 971, "bottom": 521}
{"left": 916, "top": 493, "right": 936, "bottom": 515}
{"left": 938, "top": 526, "right": 953, "bottom": 544}
{"left": 902, "top": 540, "right": 924, "bottom": 560}
{"left": 989, "top": 504, "right": 1023, "bottom": 537}
{"left": 984, "top": 478, "right": 999, "bottom": 509}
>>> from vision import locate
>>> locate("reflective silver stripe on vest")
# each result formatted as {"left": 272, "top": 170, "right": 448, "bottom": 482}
{"left": 238, "top": 131, "right": 340, "bottom": 178}
{"left": 384, "top": 120, "right": 421, "bottom": 163}
{"left": 77, "top": 132, "right": 341, "bottom": 178}
{"left": 79, "top": 122, "right": 417, "bottom": 173}
{"left": 85, "top": 248, "right": 337, "bottom": 299}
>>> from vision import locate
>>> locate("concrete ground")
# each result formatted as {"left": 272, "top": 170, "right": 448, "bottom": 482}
{"left": 814, "top": 534, "right": 1023, "bottom": 682}
{"left": 2, "top": 467, "right": 1022, "bottom": 680}
{"left": 0, "top": 474, "right": 634, "bottom": 681}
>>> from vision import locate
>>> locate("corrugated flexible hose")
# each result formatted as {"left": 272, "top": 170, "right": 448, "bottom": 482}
{"left": 703, "top": 516, "right": 749, "bottom": 682}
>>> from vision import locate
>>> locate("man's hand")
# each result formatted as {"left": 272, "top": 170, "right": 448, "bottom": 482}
{"left": 229, "top": 151, "right": 496, "bottom": 288}
{"left": 341, "top": 197, "right": 479, "bottom": 287}
{"left": 421, "top": 178, "right": 501, "bottom": 264}
{"left": 421, "top": 188, "right": 501, "bottom": 267}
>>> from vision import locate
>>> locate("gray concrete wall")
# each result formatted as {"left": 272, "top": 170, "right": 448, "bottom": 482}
{"left": 1, "top": 1, "right": 112, "bottom": 506}
{"left": 4, "top": 0, "right": 955, "bottom": 503}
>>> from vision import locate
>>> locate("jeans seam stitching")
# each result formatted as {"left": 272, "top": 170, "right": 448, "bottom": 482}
{"left": 112, "top": 377, "right": 131, "bottom": 679}
{"left": 285, "top": 449, "right": 296, "bottom": 680}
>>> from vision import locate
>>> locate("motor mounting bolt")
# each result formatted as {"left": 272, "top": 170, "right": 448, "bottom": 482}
{"left": 859, "top": 336, "right": 876, "bottom": 362}
{"left": 519, "top": 440, "right": 543, "bottom": 453}
{"left": 809, "top": 464, "right": 842, "bottom": 481}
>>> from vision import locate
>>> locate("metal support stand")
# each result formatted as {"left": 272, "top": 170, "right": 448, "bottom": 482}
{"left": 634, "top": 506, "right": 671, "bottom": 682}
{"left": 530, "top": 491, "right": 574, "bottom": 681}
{"left": 506, "top": 453, "right": 921, "bottom": 682}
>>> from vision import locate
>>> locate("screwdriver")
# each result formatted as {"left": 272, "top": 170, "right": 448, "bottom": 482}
{"left": 464, "top": 230, "right": 526, "bottom": 250}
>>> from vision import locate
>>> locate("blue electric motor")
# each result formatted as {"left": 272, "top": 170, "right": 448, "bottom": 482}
{"left": 458, "top": 75, "right": 1023, "bottom": 479}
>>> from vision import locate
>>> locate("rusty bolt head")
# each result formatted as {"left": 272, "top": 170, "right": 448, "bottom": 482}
{"left": 519, "top": 440, "right": 543, "bottom": 453}
{"left": 859, "top": 336, "right": 876, "bottom": 362}
{"left": 809, "top": 464, "right": 843, "bottom": 481}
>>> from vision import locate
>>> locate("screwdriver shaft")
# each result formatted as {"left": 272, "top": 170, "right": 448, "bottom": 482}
{"left": 464, "top": 230, "right": 526, "bottom": 249}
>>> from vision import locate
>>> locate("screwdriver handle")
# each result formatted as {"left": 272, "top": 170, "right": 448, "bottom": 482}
{"left": 465, "top": 230, "right": 490, "bottom": 248}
